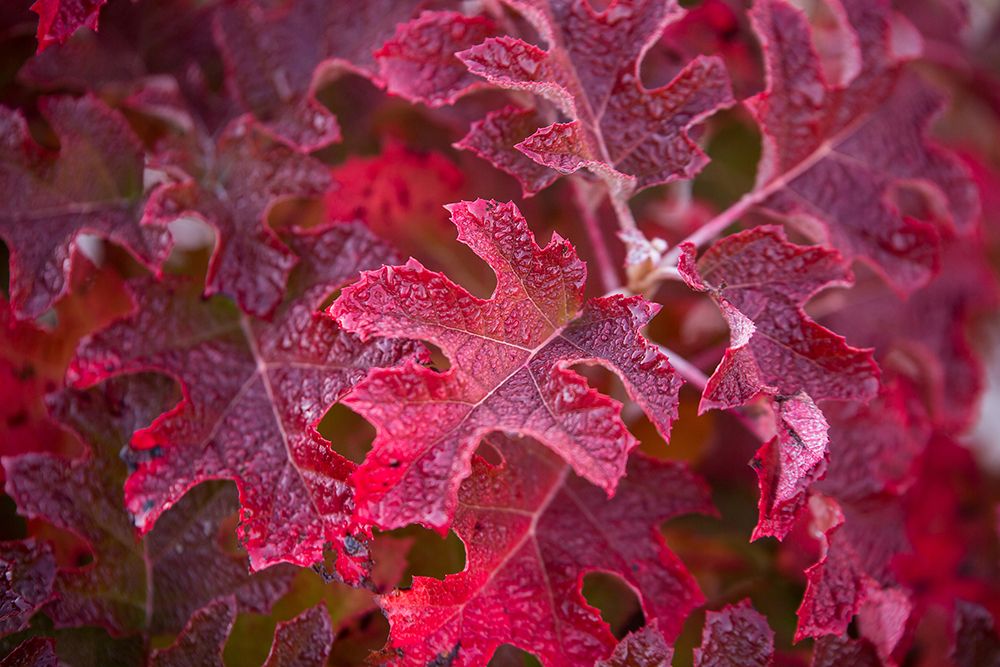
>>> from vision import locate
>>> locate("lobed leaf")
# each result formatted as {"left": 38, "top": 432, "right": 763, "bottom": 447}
{"left": 333, "top": 198, "right": 682, "bottom": 531}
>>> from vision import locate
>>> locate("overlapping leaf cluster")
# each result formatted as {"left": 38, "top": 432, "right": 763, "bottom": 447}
{"left": 1, "top": 0, "right": 999, "bottom": 665}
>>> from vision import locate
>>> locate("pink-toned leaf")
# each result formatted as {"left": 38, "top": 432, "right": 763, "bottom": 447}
{"left": 810, "top": 636, "right": 881, "bottom": 667}
{"left": 0, "top": 637, "right": 57, "bottom": 667}
{"left": 30, "top": 0, "right": 105, "bottom": 53}
{"left": 822, "top": 238, "right": 998, "bottom": 432}
{"left": 214, "top": 0, "right": 423, "bottom": 151}
{"left": 796, "top": 496, "right": 909, "bottom": 642}
{"left": 145, "top": 119, "right": 331, "bottom": 318}
{"left": 332, "top": 199, "right": 682, "bottom": 531}
{"left": 677, "top": 226, "right": 878, "bottom": 413}
{"left": 71, "top": 223, "right": 422, "bottom": 578}
{"left": 149, "top": 598, "right": 236, "bottom": 667}
{"left": 745, "top": 0, "right": 977, "bottom": 292}
{"left": 598, "top": 622, "right": 672, "bottom": 667}
{"left": 376, "top": 11, "right": 497, "bottom": 106}
{"left": 693, "top": 600, "right": 774, "bottom": 667}
{"left": 458, "top": 0, "right": 734, "bottom": 194}
{"left": 379, "top": 435, "right": 712, "bottom": 666}
{"left": 454, "top": 105, "right": 560, "bottom": 197}
{"left": 751, "top": 393, "right": 829, "bottom": 541}
{"left": 3, "top": 374, "right": 294, "bottom": 636}
{"left": 817, "top": 380, "right": 931, "bottom": 503}
{"left": 951, "top": 601, "right": 1000, "bottom": 667}
{"left": 0, "top": 95, "right": 170, "bottom": 320}
{"left": 0, "top": 541, "right": 55, "bottom": 637}
{"left": 262, "top": 605, "right": 333, "bottom": 667}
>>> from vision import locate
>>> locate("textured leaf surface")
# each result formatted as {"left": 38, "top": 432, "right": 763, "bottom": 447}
{"left": 598, "top": 622, "right": 672, "bottom": 667}
{"left": 379, "top": 435, "right": 712, "bottom": 666}
{"left": 951, "top": 601, "right": 1000, "bottom": 667}
{"left": 149, "top": 598, "right": 235, "bottom": 667}
{"left": 145, "top": 119, "right": 331, "bottom": 317}
{"left": 0, "top": 541, "right": 55, "bottom": 637}
{"left": 333, "top": 199, "right": 682, "bottom": 531}
{"left": 262, "top": 605, "right": 333, "bottom": 667}
{"left": 30, "top": 0, "right": 106, "bottom": 52}
{"left": 376, "top": 11, "right": 497, "bottom": 106}
{"left": 454, "top": 106, "right": 559, "bottom": 197}
{"left": 745, "top": 0, "right": 977, "bottom": 291}
{"left": 811, "top": 636, "right": 881, "bottom": 667}
{"left": 677, "top": 226, "right": 878, "bottom": 412}
{"left": 72, "top": 223, "right": 420, "bottom": 577}
{"left": 693, "top": 600, "right": 774, "bottom": 667}
{"left": 458, "top": 0, "right": 734, "bottom": 194}
{"left": 0, "top": 637, "right": 58, "bottom": 667}
{"left": 3, "top": 374, "right": 294, "bottom": 636}
{"left": 215, "top": 0, "right": 423, "bottom": 151}
{"left": 0, "top": 95, "right": 170, "bottom": 320}
{"left": 751, "top": 393, "right": 829, "bottom": 541}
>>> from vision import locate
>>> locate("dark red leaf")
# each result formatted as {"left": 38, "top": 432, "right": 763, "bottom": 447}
{"left": 0, "top": 637, "right": 57, "bottom": 667}
{"left": 262, "top": 605, "right": 333, "bottom": 667}
{"left": 751, "top": 393, "right": 829, "bottom": 541}
{"left": 0, "top": 541, "right": 55, "bottom": 637}
{"left": 810, "top": 636, "right": 881, "bottom": 667}
{"left": 951, "top": 601, "right": 1000, "bottom": 667}
{"left": 3, "top": 374, "right": 294, "bottom": 636}
{"left": 598, "top": 622, "right": 672, "bottom": 667}
{"left": 71, "top": 223, "right": 422, "bottom": 578}
{"left": 149, "top": 598, "right": 236, "bottom": 667}
{"left": 0, "top": 95, "right": 171, "bottom": 320}
{"left": 379, "top": 435, "right": 712, "bottom": 666}
{"left": 333, "top": 199, "right": 682, "bottom": 531}
{"left": 458, "top": 0, "right": 734, "bottom": 195}
{"left": 454, "top": 105, "right": 559, "bottom": 197}
{"left": 693, "top": 600, "right": 774, "bottom": 667}
{"left": 376, "top": 11, "right": 498, "bottom": 107}
{"left": 30, "top": 0, "right": 105, "bottom": 53}
{"left": 677, "top": 226, "right": 879, "bottom": 412}
{"left": 145, "top": 119, "right": 331, "bottom": 318}
{"left": 214, "top": 0, "right": 423, "bottom": 151}
{"left": 745, "top": 0, "right": 977, "bottom": 292}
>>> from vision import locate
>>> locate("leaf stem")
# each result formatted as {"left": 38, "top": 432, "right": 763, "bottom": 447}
{"left": 656, "top": 344, "right": 708, "bottom": 392}
{"left": 571, "top": 180, "right": 621, "bottom": 292}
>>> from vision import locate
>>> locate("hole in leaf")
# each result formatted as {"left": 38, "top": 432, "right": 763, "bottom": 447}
{"left": 387, "top": 526, "right": 465, "bottom": 588}
{"left": 489, "top": 645, "right": 543, "bottom": 666}
{"left": 474, "top": 437, "right": 504, "bottom": 466}
{"left": 582, "top": 572, "right": 645, "bottom": 640}
{"left": 423, "top": 342, "right": 451, "bottom": 372}
{"left": 317, "top": 403, "right": 374, "bottom": 464}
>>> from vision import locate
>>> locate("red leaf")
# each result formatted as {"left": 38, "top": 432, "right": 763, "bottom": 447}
{"left": 0, "top": 637, "right": 58, "bottom": 667}
{"left": 0, "top": 540, "right": 56, "bottom": 636}
{"left": 379, "top": 435, "right": 712, "bottom": 666}
{"left": 214, "top": 0, "right": 423, "bottom": 151}
{"left": 951, "top": 601, "right": 1000, "bottom": 667}
{"left": 71, "top": 223, "right": 422, "bottom": 578}
{"left": 453, "top": 105, "right": 559, "bottom": 197}
{"left": 332, "top": 199, "right": 682, "bottom": 531}
{"left": 30, "top": 0, "right": 105, "bottom": 53}
{"left": 0, "top": 95, "right": 171, "bottom": 320}
{"left": 745, "top": 0, "right": 977, "bottom": 292}
{"left": 457, "top": 0, "right": 734, "bottom": 195}
{"left": 145, "top": 119, "right": 331, "bottom": 318}
{"left": 3, "top": 374, "right": 295, "bottom": 636}
{"left": 598, "top": 622, "right": 673, "bottom": 667}
{"left": 677, "top": 226, "right": 879, "bottom": 412}
{"left": 262, "top": 604, "right": 333, "bottom": 667}
{"left": 149, "top": 598, "right": 236, "bottom": 667}
{"left": 796, "top": 496, "right": 908, "bottom": 642}
{"left": 751, "top": 393, "right": 829, "bottom": 541}
{"left": 693, "top": 600, "right": 774, "bottom": 667}
{"left": 810, "top": 636, "right": 881, "bottom": 667}
{"left": 376, "top": 11, "right": 498, "bottom": 107}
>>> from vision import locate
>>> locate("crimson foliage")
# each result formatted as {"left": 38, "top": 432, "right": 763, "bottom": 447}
{"left": 1, "top": 0, "right": 999, "bottom": 665}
